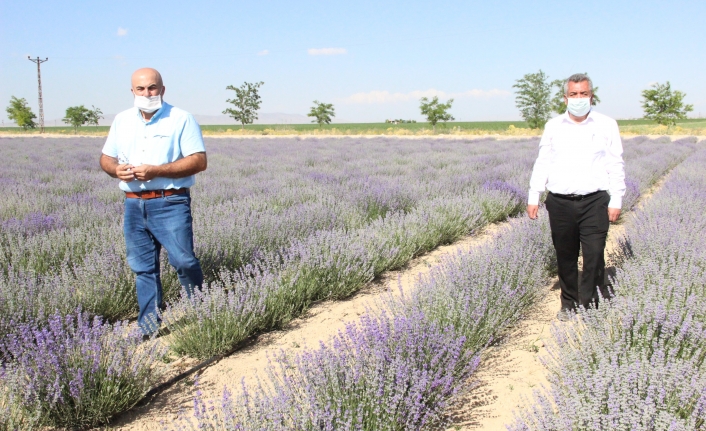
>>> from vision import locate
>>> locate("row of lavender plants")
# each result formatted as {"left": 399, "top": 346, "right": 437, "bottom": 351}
{"left": 168, "top": 137, "right": 699, "bottom": 430}
{"left": 509, "top": 146, "right": 706, "bottom": 430}
{"left": 0, "top": 136, "right": 695, "bottom": 429}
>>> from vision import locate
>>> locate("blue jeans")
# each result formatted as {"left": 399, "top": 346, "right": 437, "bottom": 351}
{"left": 123, "top": 193, "right": 203, "bottom": 334}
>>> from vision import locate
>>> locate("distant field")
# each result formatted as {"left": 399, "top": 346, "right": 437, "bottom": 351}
{"left": 1, "top": 118, "right": 704, "bottom": 136}
{"left": 200, "top": 120, "right": 530, "bottom": 133}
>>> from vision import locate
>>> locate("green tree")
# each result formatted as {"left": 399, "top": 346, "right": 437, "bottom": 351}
{"left": 87, "top": 105, "right": 104, "bottom": 128}
{"left": 223, "top": 81, "right": 264, "bottom": 130}
{"left": 5, "top": 96, "right": 37, "bottom": 130}
{"left": 513, "top": 70, "right": 552, "bottom": 129}
{"left": 419, "top": 96, "right": 454, "bottom": 132}
{"left": 307, "top": 100, "right": 335, "bottom": 128}
{"left": 63, "top": 105, "right": 92, "bottom": 133}
{"left": 641, "top": 81, "right": 693, "bottom": 126}
{"left": 549, "top": 76, "right": 601, "bottom": 115}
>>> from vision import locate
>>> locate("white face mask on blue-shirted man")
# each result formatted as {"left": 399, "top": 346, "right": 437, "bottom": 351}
{"left": 133, "top": 95, "right": 162, "bottom": 113}
{"left": 131, "top": 70, "right": 166, "bottom": 120}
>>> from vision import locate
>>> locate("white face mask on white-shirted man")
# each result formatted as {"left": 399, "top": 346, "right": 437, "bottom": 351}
{"left": 566, "top": 97, "right": 591, "bottom": 117}
{"left": 134, "top": 95, "right": 162, "bottom": 113}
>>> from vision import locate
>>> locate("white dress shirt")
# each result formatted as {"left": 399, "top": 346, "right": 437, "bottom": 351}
{"left": 528, "top": 110, "right": 625, "bottom": 209}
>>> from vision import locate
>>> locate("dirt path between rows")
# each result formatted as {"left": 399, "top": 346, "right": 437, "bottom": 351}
{"left": 444, "top": 175, "right": 668, "bottom": 431}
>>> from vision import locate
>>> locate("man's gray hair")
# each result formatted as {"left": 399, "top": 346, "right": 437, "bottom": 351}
{"left": 564, "top": 73, "right": 593, "bottom": 95}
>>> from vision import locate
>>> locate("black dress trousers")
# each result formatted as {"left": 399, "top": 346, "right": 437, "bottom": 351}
{"left": 545, "top": 190, "right": 611, "bottom": 310}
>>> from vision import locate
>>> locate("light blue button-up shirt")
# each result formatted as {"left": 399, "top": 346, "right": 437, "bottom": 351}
{"left": 102, "top": 102, "right": 206, "bottom": 192}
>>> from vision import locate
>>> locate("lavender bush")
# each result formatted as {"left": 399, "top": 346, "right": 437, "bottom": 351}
{"left": 172, "top": 311, "right": 478, "bottom": 431}
{"left": 0, "top": 310, "right": 165, "bottom": 429}
{"left": 164, "top": 272, "right": 269, "bottom": 358}
{"left": 510, "top": 145, "right": 706, "bottom": 430}
{"left": 398, "top": 215, "right": 556, "bottom": 356}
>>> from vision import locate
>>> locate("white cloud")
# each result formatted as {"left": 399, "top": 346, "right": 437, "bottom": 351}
{"left": 117, "top": 27, "right": 128, "bottom": 36}
{"left": 257, "top": 49, "right": 269, "bottom": 56}
{"left": 341, "top": 88, "right": 511, "bottom": 104}
{"left": 307, "top": 47, "right": 347, "bottom": 56}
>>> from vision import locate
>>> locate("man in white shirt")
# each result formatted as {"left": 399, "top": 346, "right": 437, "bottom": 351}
{"left": 527, "top": 73, "right": 625, "bottom": 320}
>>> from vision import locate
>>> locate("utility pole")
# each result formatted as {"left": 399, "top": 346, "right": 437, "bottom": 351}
{"left": 28, "top": 56, "right": 49, "bottom": 133}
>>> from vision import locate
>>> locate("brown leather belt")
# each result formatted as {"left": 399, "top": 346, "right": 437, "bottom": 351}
{"left": 125, "top": 188, "right": 189, "bottom": 200}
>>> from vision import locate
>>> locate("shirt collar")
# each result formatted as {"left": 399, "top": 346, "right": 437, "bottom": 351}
{"left": 561, "top": 109, "right": 595, "bottom": 125}
{"left": 136, "top": 101, "right": 168, "bottom": 124}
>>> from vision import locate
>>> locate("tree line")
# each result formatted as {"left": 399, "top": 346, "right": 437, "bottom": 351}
{"left": 222, "top": 82, "right": 456, "bottom": 131}
{"left": 513, "top": 70, "right": 693, "bottom": 129}
{"left": 5, "top": 97, "right": 103, "bottom": 132}
{"left": 5, "top": 75, "right": 694, "bottom": 132}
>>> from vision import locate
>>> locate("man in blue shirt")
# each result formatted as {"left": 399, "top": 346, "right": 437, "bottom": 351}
{"left": 100, "top": 67, "right": 207, "bottom": 337}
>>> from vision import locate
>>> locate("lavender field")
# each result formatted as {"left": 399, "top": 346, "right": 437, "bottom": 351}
{"left": 0, "top": 136, "right": 700, "bottom": 429}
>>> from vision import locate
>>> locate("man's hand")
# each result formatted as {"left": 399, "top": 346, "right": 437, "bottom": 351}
{"left": 130, "top": 164, "right": 159, "bottom": 182}
{"left": 116, "top": 164, "right": 136, "bottom": 182}
{"left": 608, "top": 207, "right": 621, "bottom": 223}
{"left": 100, "top": 152, "right": 206, "bottom": 182}
{"left": 527, "top": 204, "right": 539, "bottom": 220}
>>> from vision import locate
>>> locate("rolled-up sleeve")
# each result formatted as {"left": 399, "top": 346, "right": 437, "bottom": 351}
{"left": 528, "top": 128, "right": 552, "bottom": 205}
{"left": 605, "top": 120, "right": 625, "bottom": 209}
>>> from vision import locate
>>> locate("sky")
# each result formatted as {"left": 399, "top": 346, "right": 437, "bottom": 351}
{"left": 1, "top": 0, "right": 705, "bottom": 124}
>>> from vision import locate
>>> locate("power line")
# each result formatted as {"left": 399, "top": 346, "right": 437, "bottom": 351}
{"left": 28, "top": 56, "right": 49, "bottom": 133}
